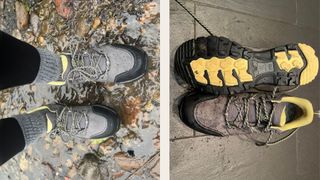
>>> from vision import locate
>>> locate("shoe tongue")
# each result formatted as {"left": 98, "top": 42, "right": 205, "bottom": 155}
{"left": 271, "top": 102, "right": 288, "bottom": 126}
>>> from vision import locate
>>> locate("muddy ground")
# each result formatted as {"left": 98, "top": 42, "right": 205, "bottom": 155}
{"left": 0, "top": 0, "right": 160, "bottom": 179}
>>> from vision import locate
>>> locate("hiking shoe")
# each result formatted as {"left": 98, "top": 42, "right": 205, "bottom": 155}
{"left": 175, "top": 36, "right": 319, "bottom": 95}
{"left": 179, "top": 92, "right": 314, "bottom": 144}
{"left": 49, "top": 44, "right": 148, "bottom": 85}
{"left": 28, "top": 104, "right": 121, "bottom": 141}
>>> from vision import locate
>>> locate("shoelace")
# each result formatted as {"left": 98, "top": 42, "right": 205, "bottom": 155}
{"left": 224, "top": 93, "right": 279, "bottom": 146}
{"left": 49, "top": 106, "right": 89, "bottom": 142}
{"left": 65, "top": 42, "right": 111, "bottom": 83}
{"left": 225, "top": 94, "right": 275, "bottom": 133}
{"left": 225, "top": 90, "right": 298, "bottom": 146}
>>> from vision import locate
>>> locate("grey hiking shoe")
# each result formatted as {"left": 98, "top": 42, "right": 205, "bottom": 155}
{"left": 50, "top": 44, "right": 148, "bottom": 85}
{"left": 31, "top": 104, "right": 121, "bottom": 141}
{"left": 179, "top": 92, "right": 314, "bottom": 145}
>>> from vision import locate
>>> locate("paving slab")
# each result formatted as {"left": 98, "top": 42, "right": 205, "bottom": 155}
{"left": 296, "top": 0, "right": 319, "bottom": 30}
{"left": 193, "top": 0, "right": 297, "bottom": 25}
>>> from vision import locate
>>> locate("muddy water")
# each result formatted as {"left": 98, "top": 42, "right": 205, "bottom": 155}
{"left": 0, "top": 0, "right": 160, "bottom": 179}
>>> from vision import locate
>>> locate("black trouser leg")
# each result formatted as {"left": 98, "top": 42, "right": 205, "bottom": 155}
{"left": 0, "top": 118, "right": 26, "bottom": 166}
{"left": 0, "top": 31, "right": 41, "bottom": 90}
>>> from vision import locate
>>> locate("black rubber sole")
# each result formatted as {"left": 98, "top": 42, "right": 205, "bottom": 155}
{"left": 174, "top": 36, "right": 312, "bottom": 95}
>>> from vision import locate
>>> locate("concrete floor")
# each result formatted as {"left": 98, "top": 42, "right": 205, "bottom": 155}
{"left": 170, "top": 0, "right": 320, "bottom": 179}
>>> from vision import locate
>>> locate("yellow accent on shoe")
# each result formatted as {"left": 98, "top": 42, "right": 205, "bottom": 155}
{"left": 46, "top": 114, "right": 53, "bottom": 133}
{"left": 47, "top": 81, "right": 66, "bottom": 85}
{"left": 279, "top": 106, "right": 287, "bottom": 127}
{"left": 190, "top": 57, "right": 253, "bottom": 86}
{"left": 275, "top": 50, "right": 304, "bottom": 72}
{"left": 47, "top": 55, "right": 69, "bottom": 86}
{"left": 91, "top": 138, "right": 108, "bottom": 144}
{"left": 271, "top": 97, "right": 314, "bottom": 132}
{"left": 60, "top": 55, "right": 68, "bottom": 78}
{"left": 298, "top": 43, "right": 319, "bottom": 85}
{"left": 26, "top": 106, "right": 51, "bottom": 114}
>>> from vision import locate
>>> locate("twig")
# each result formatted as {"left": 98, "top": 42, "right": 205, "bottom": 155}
{"left": 125, "top": 151, "right": 160, "bottom": 180}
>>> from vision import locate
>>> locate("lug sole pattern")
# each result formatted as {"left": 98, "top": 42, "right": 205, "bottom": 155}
{"left": 174, "top": 36, "right": 319, "bottom": 95}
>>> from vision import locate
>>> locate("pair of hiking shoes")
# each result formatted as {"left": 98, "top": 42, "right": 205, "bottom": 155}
{"left": 175, "top": 36, "right": 318, "bottom": 145}
{"left": 29, "top": 44, "right": 148, "bottom": 141}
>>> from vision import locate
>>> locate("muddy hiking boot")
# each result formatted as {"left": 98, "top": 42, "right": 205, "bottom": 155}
{"left": 49, "top": 44, "right": 148, "bottom": 85}
{"left": 179, "top": 92, "right": 314, "bottom": 145}
{"left": 174, "top": 36, "right": 319, "bottom": 95}
{"left": 28, "top": 104, "right": 121, "bottom": 142}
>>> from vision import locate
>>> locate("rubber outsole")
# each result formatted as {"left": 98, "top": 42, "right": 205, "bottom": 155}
{"left": 174, "top": 36, "right": 319, "bottom": 95}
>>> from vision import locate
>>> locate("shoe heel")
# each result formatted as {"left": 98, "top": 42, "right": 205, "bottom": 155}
{"left": 297, "top": 43, "right": 319, "bottom": 85}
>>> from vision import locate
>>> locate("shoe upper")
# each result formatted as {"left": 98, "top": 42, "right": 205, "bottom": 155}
{"left": 46, "top": 104, "right": 121, "bottom": 141}
{"left": 59, "top": 44, "right": 148, "bottom": 84}
{"left": 179, "top": 92, "right": 314, "bottom": 137}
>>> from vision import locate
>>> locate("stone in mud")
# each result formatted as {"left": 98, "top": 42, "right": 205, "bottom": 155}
{"left": 0, "top": 0, "right": 4, "bottom": 10}
{"left": 78, "top": 153, "right": 108, "bottom": 180}
{"left": 30, "top": 13, "right": 40, "bottom": 36}
{"left": 114, "top": 152, "right": 144, "bottom": 171}
{"left": 99, "top": 138, "right": 117, "bottom": 155}
{"left": 120, "top": 97, "right": 142, "bottom": 127}
{"left": 67, "top": 166, "right": 77, "bottom": 178}
{"left": 12, "top": 29, "right": 22, "bottom": 40}
{"left": 15, "top": 1, "right": 29, "bottom": 30}
{"left": 19, "top": 154, "right": 29, "bottom": 171}
{"left": 112, "top": 172, "right": 124, "bottom": 179}
{"left": 54, "top": 0, "right": 73, "bottom": 19}
{"left": 92, "top": 17, "right": 101, "bottom": 30}
{"left": 76, "top": 18, "right": 91, "bottom": 37}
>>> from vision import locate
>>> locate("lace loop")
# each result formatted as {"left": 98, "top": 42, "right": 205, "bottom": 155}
{"left": 49, "top": 106, "right": 89, "bottom": 142}
{"left": 64, "top": 42, "right": 111, "bottom": 83}
{"left": 225, "top": 94, "right": 274, "bottom": 133}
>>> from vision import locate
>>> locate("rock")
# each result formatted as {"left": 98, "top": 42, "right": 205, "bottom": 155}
{"left": 99, "top": 138, "right": 117, "bottom": 155}
{"left": 114, "top": 152, "right": 144, "bottom": 171}
{"left": 105, "top": 17, "right": 117, "bottom": 32}
{"left": 19, "top": 154, "right": 29, "bottom": 171}
{"left": 112, "top": 172, "right": 124, "bottom": 179}
{"left": 30, "top": 13, "right": 40, "bottom": 36}
{"left": 12, "top": 29, "right": 22, "bottom": 39}
{"left": 54, "top": 0, "right": 73, "bottom": 19}
{"left": 76, "top": 18, "right": 91, "bottom": 37}
{"left": 120, "top": 97, "right": 141, "bottom": 127}
{"left": 37, "top": 36, "right": 45, "bottom": 46}
{"left": 67, "top": 166, "right": 77, "bottom": 178}
{"left": 66, "top": 159, "right": 73, "bottom": 168}
{"left": 78, "top": 153, "right": 106, "bottom": 180}
{"left": 15, "top": 1, "right": 29, "bottom": 30}
{"left": 0, "top": 0, "right": 4, "bottom": 10}
{"left": 92, "top": 17, "right": 101, "bottom": 30}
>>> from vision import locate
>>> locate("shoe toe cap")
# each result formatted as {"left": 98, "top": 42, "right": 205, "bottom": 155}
{"left": 113, "top": 44, "right": 148, "bottom": 83}
{"left": 89, "top": 105, "right": 121, "bottom": 139}
{"left": 179, "top": 92, "right": 224, "bottom": 136}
